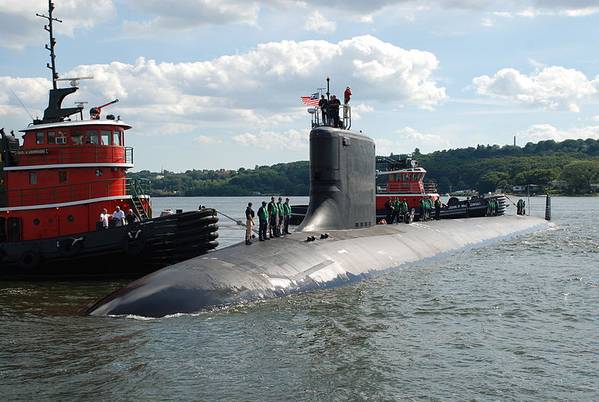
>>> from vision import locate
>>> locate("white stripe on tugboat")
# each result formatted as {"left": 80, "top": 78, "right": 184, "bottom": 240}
{"left": 0, "top": 195, "right": 139, "bottom": 212}
{"left": 2, "top": 163, "right": 134, "bottom": 171}
{"left": 20, "top": 120, "right": 132, "bottom": 132}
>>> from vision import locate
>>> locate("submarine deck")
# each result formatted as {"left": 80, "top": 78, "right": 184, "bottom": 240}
{"left": 87, "top": 215, "right": 548, "bottom": 317}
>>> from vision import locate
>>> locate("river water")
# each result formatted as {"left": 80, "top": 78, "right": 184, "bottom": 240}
{"left": 0, "top": 196, "right": 597, "bottom": 401}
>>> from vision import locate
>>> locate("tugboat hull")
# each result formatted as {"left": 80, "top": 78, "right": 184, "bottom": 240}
{"left": 0, "top": 209, "right": 218, "bottom": 278}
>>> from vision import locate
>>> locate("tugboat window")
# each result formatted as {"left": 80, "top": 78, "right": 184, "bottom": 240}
{"left": 36, "top": 132, "right": 45, "bottom": 144}
{"left": 95, "top": 169, "right": 103, "bottom": 177}
{"left": 112, "top": 131, "right": 121, "bottom": 146}
{"left": 59, "top": 171, "right": 67, "bottom": 183}
{"left": 67, "top": 215, "right": 75, "bottom": 222}
{"left": 33, "top": 218, "right": 40, "bottom": 226}
{"left": 100, "top": 130, "right": 111, "bottom": 145}
{"left": 88, "top": 131, "right": 99, "bottom": 145}
{"left": 29, "top": 172, "right": 37, "bottom": 185}
{"left": 72, "top": 132, "right": 83, "bottom": 145}
{"left": 47, "top": 132, "right": 56, "bottom": 144}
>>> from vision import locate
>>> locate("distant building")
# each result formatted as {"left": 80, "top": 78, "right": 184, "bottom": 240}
{"left": 512, "top": 184, "right": 542, "bottom": 194}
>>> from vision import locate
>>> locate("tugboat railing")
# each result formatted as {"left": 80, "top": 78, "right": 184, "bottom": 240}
{"left": 377, "top": 181, "right": 438, "bottom": 194}
{"left": 125, "top": 178, "right": 151, "bottom": 197}
{"left": 15, "top": 145, "right": 134, "bottom": 166}
{"left": 424, "top": 181, "right": 438, "bottom": 193}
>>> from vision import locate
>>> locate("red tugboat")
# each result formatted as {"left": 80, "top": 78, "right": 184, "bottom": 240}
{"left": 375, "top": 153, "right": 506, "bottom": 220}
{"left": 375, "top": 154, "right": 439, "bottom": 215}
{"left": 0, "top": 2, "right": 218, "bottom": 276}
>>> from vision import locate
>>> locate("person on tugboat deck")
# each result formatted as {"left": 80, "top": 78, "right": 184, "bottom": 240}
{"left": 100, "top": 208, "right": 109, "bottom": 229}
{"left": 112, "top": 206, "right": 125, "bottom": 227}
{"left": 245, "top": 202, "right": 255, "bottom": 245}
{"left": 126, "top": 209, "right": 137, "bottom": 225}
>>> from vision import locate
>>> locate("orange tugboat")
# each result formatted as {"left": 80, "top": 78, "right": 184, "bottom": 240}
{"left": 375, "top": 154, "right": 505, "bottom": 220}
{"left": 0, "top": 1, "right": 218, "bottom": 276}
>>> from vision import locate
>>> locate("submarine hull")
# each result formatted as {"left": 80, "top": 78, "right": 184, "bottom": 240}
{"left": 87, "top": 215, "right": 548, "bottom": 317}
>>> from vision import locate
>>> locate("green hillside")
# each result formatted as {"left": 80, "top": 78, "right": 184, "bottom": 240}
{"left": 129, "top": 138, "right": 599, "bottom": 196}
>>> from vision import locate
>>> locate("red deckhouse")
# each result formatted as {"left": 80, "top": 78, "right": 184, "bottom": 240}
{"left": 0, "top": 116, "right": 150, "bottom": 242}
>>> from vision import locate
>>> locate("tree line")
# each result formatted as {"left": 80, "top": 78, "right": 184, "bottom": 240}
{"left": 128, "top": 138, "right": 599, "bottom": 196}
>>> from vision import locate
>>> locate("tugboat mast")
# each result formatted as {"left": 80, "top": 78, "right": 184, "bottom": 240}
{"left": 36, "top": 1, "right": 62, "bottom": 90}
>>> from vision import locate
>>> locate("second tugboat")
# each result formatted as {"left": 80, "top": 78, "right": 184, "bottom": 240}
{"left": 0, "top": 2, "right": 218, "bottom": 277}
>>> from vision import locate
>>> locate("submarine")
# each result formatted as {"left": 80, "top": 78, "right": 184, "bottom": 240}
{"left": 87, "top": 116, "right": 549, "bottom": 318}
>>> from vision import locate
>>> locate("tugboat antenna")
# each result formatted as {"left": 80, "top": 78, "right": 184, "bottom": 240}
{"left": 36, "top": 1, "right": 62, "bottom": 90}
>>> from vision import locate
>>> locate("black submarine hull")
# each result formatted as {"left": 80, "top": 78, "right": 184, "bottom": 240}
{"left": 87, "top": 215, "right": 547, "bottom": 317}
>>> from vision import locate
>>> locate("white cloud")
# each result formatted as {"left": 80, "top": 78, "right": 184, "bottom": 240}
{"left": 1, "top": 35, "right": 444, "bottom": 145}
{"left": 111, "top": 1, "right": 599, "bottom": 38}
{"left": 194, "top": 135, "right": 222, "bottom": 144}
{"left": 0, "top": 0, "right": 115, "bottom": 49}
{"left": 232, "top": 129, "right": 308, "bottom": 150}
{"left": 493, "top": 11, "right": 513, "bottom": 17}
{"left": 0, "top": 76, "right": 51, "bottom": 119}
{"left": 67, "top": 35, "right": 445, "bottom": 108}
{"left": 517, "top": 123, "right": 599, "bottom": 143}
{"left": 123, "top": 0, "right": 259, "bottom": 34}
{"left": 350, "top": 103, "right": 374, "bottom": 120}
{"left": 304, "top": 11, "right": 336, "bottom": 33}
{"left": 481, "top": 17, "right": 494, "bottom": 27}
{"left": 473, "top": 66, "right": 599, "bottom": 112}
{"left": 0, "top": 36, "right": 445, "bottom": 133}
{"left": 374, "top": 126, "right": 451, "bottom": 155}
{"left": 4, "top": 0, "right": 599, "bottom": 48}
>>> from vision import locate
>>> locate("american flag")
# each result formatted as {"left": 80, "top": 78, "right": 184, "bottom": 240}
{"left": 300, "top": 92, "right": 320, "bottom": 106}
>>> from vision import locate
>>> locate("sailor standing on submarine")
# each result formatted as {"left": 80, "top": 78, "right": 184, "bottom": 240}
{"left": 257, "top": 201, "right": 269, "bottom": 241}
{"left": 268, "top": 196, "right": 278, "bottom": 238}
{"left": 283, "top": 198, "right": 292, "bottom": 235}
{"left": 276, "top": 197, "right": 284, "bottom": 236}
{"left": 245, "top": 202, "right": 255, "bottom": 245}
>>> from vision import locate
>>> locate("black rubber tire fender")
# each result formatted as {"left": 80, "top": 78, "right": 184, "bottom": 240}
{"left": 18, "top": 250, "right": 41, "bottom": 271}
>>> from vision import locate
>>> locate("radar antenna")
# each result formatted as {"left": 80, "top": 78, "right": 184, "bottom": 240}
{"left": 36, "top": 1, "right": 62, "bottom": 90}
{"left": 56, "top": 76, "right": 94, "bottom": 87}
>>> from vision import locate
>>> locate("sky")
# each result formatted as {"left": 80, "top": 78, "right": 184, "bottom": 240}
{"left": 1, "top": 0, "right": 598, "bottom": 172}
